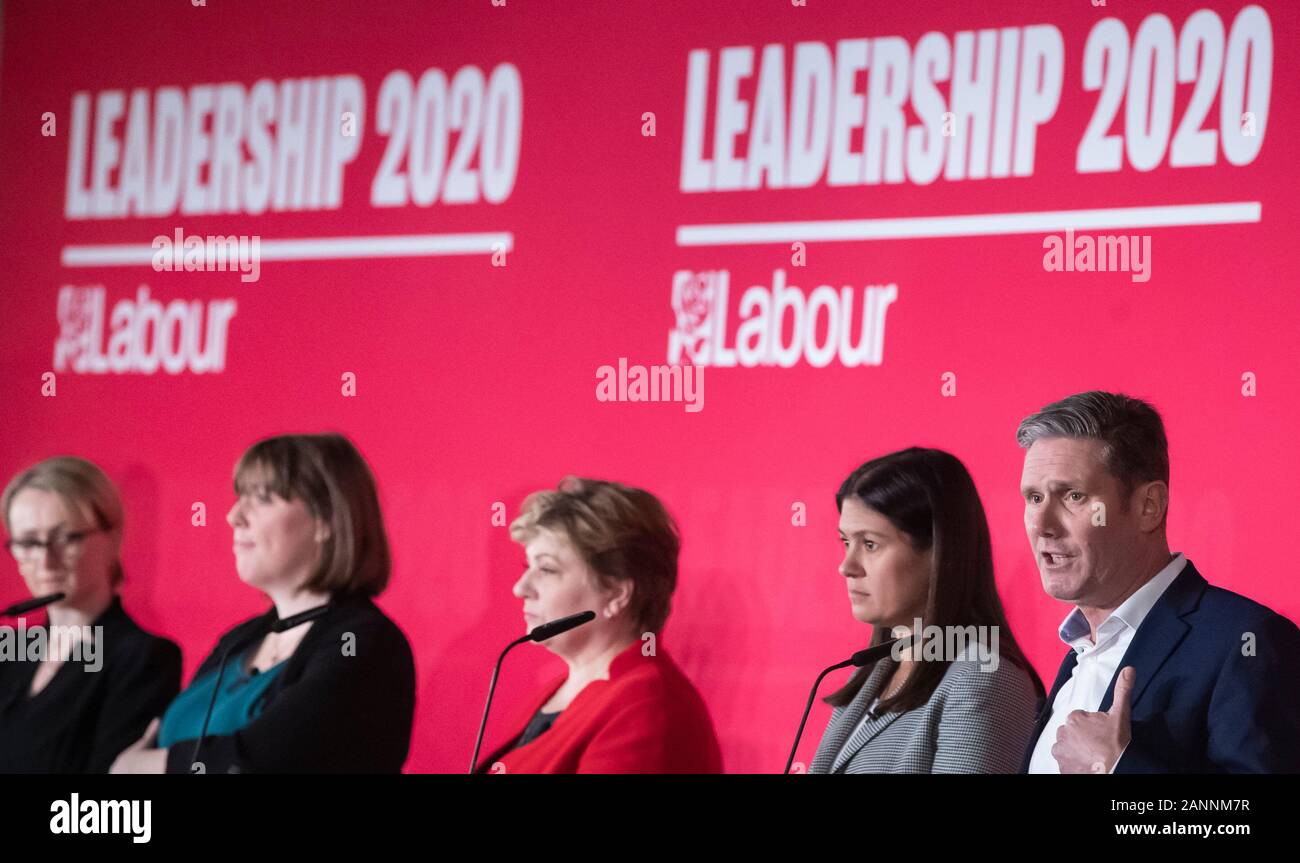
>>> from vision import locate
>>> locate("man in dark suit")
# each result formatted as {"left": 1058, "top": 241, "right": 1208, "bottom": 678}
{"left": 1015, "top": 391, "right": 1300, "bottom": 773}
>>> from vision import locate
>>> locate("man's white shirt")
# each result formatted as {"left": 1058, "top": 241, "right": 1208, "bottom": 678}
{"left": 1028, "top": 553, "right": 1187, "bottom": 774}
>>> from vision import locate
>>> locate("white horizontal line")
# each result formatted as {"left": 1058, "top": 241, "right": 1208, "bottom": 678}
{"left": 675, "top": 203, "right": 1261, "bottom": 246}
{"left": 61, "top": 232, "right": 514, "bottom": 267}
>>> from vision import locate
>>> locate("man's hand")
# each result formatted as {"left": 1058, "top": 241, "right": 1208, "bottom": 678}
{"left": 1052, "top": 666, "right": 1134, "bottom": 774}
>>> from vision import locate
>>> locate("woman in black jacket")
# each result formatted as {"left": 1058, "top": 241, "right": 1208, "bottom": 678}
{"left": 0, "top": 456, "right": 181, "bottom": 773}
{"left": 109, "top": 433, "right": 415, "bottom": 774}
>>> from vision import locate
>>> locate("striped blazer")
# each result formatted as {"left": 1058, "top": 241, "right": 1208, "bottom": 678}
{"left": 810, "top": 644, "right": 1038, "bottom": 774}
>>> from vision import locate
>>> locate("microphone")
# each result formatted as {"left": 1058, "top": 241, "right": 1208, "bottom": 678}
{"left": 187, "top": 602, "right": 332, "bottom": 771}
{"left": 469, "top": 610, "right": 597, "bottom": 774}
{"left": 782, "top": 637, "right": 909, "bottom": 774}
{"left": 0, "top": 593, "right": 71, "bottom": 712}
{"left": 525, "top": 610, "right": 597, "bottom": 643}
{"left": 1, "top": 593, "right": 66, "bottom": 617}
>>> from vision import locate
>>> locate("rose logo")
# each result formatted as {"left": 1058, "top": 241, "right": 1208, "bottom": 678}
{"left": 671, "top": 271, "right": 716, "bottom": 363}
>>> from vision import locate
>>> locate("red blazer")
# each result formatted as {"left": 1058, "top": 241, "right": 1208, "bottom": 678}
{"left": 479, "top": 642, "right": 723, "bottom": 773}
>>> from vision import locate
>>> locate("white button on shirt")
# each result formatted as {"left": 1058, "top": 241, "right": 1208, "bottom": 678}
{"left": 1027, "top": 553, "right": 1187, "bottom": 774}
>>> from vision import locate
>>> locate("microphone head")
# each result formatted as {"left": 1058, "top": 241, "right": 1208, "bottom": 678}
{"left": 528, "top": 610, "right": 596, "bottom": 642}
{"left": 1, "top": 592, "right": 67, "bottom": 617}
{"left": 849, "top": 637, "right": 908, "bottom": 667}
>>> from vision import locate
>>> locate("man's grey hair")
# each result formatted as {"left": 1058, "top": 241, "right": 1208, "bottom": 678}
{"left": 1016, "top": 391, "right": 1169, "bottom": 500}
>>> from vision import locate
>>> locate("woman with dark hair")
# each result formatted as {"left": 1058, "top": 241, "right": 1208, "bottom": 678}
{"left": 108, "top": 433, "right": 415, "bottom": 773}
{"left": 810, "top": 447, "right": 1043, "bottom": 773}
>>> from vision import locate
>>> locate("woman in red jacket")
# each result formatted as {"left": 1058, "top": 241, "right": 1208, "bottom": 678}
{"left": 477, "top": 476, "right": 721, "bottom": 774}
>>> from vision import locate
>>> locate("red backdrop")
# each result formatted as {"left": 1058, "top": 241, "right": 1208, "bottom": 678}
{"left": 2, "top": 0, "right": 1296, "bottom": 772}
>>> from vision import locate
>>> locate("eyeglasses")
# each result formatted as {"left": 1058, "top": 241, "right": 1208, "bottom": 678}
{"left": 5, "top": 529, "right": 106, "bottom": 561}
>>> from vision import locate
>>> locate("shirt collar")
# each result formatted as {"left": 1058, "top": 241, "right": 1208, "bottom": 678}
{"left": 1058, "top": 552, "right": 1187, "bottom": 649}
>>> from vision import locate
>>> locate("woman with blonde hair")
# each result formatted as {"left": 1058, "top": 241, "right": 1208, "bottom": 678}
{"left": 476, "top": 476, "right": 721, "bottom": 773}
{"left": 0, "top": 456, "right": 181, "bottom": 773}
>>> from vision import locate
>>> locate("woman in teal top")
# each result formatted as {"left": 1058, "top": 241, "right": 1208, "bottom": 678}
{"left": 108, "top": 433, "right": 416, "bottom": 774}
{"left": 157, "top": 648, "right": 287, "bottom": 750}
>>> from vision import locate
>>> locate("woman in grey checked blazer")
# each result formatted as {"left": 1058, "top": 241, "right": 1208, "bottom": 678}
{"left": 811, "top": 448, "right": 1044, "bottom": 774}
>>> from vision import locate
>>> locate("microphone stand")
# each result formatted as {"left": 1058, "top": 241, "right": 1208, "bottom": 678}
{"left": 469, "top": 610, "right": 597, "bottom": 774}
{"left": 783, "top": 637, "right": 909, "bottom": 774}
{"left": 187, "top": 602, "right": 332, "bottom": 772}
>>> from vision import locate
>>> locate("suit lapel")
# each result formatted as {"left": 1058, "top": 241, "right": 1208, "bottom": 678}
{"left": 1017, "top": 561, "right": 1208, "bottom": 773}
{"left": 826, "top": 662, "right": 901, "bottom": 773}
{"left": 811, "top": 662, "right": 891, "bottom": 773}
{"left": 1019, "top": 649, "right": 1078, "bottom": 772}
{"left": 810, "top": 674, "right": 868, "bottom": 772}
{"left": 1044, "top": 650, "right": 1079, "bottom": 707}
{"left": 1098, "top": 562, "right": 1204, "bottom": 713}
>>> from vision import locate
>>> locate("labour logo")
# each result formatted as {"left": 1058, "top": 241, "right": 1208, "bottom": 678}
{"left": 669, "top": 270, "right": 721, "bottom": 364}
